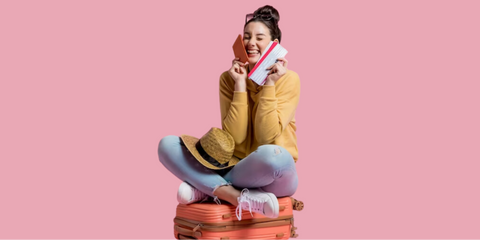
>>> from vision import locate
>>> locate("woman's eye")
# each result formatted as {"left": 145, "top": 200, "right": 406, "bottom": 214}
{"left": 257, "top": 38, "right": 263, "bottom": 41}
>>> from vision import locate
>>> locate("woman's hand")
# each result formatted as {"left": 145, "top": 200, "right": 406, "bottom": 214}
{"left": 228, "top": 58, "right": 248, "bottom": 87}
{"left": 264, "top": 57, "right": 288, "bottom": 86}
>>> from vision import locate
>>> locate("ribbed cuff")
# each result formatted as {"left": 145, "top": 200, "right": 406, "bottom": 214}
{"left": 232, "top": 91, "right": 247, "bottom": 104}
{"left": 261, "top": 85, "right": 276, "bottom": 97}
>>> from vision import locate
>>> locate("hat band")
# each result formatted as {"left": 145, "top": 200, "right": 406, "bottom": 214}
{"left": 195, "top": 141, "right": 230, "bottom": 168}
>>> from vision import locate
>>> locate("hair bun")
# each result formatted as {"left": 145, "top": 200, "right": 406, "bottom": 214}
{"left": 254, "top": 5, "right": 280, "bottom": 24}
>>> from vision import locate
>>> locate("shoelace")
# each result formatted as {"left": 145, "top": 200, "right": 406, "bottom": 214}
{"left": 235, "top": 189, "right": 266, "bottom": 221}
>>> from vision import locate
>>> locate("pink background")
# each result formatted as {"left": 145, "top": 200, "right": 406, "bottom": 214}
{"left": 1, "top": 0, "right": 479, "bottom": 239}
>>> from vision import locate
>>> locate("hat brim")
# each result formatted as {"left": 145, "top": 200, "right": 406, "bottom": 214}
{"left": 180, "top": 134, "right": 240, "bottom": 170}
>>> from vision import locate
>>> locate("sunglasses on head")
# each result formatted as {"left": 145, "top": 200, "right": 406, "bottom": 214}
{"left": 245, "top": 13, "right": 273, "bottom": 24}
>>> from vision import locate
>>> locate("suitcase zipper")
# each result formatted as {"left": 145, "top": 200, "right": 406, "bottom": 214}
{"left": 174, "top": 215, "right": 294, "bottom": 232}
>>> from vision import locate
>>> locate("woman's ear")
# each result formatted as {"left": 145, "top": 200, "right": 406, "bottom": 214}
{"left": 274, "top": 39, "right": 279, "bottom": 43}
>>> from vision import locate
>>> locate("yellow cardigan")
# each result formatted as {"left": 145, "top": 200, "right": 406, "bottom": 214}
{"left": 219, "top": 69, "right": 301, "bottom": 162}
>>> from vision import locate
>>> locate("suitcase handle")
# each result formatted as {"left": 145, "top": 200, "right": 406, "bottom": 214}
{"left": 178, "top": 234, "right": 197, "bottom": 240}
{"left": 175, "top": 225, "right": 202, "bottom": 238}
{"left": 178, "top": 233, "right": 231, "bottom": 240}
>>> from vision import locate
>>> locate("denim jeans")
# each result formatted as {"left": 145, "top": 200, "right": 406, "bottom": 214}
{"left": 157, "top": 135, "right": 298, "bottom": 198}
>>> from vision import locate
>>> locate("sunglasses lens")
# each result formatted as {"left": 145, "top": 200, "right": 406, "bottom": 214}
{"left": 246, "top": 14, "right": 254, "bottom": 22}
{"left": 246, "top": 13, "right": 273, "bottom": 23}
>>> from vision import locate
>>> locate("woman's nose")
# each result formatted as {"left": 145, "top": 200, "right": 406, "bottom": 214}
{"left": 247, "top": 39, "right": 256, "bottom": 47}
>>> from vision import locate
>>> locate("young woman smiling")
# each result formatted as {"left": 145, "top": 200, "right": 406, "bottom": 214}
{"left": 158, "top": 5, "right": 300, "bottom": 221}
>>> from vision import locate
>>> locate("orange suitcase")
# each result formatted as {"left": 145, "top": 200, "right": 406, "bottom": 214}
{"left": 173, "top": 197, "right": 304, "bottom": 240}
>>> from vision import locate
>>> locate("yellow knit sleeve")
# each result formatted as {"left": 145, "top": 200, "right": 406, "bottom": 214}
{"left": 254, "top": 71, "right": 300, "bottom": 144}
{"left": 219, "top": 72, "right": 248, "bottom": 144}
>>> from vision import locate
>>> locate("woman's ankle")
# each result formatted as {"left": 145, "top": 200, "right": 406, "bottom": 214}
{"left": 213, "top": 185, "right": 241, "bottom": 206}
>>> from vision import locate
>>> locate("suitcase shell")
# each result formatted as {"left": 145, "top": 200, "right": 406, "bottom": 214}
{"left": 173, "top": 197, "right": 304, "bottom": 240}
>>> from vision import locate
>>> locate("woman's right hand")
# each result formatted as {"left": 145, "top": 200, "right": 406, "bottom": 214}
{"left": 228, "top": 58, "right": 248, "bottom": 85}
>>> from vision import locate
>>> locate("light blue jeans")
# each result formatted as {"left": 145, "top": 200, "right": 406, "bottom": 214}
{"left": 157, "top": 135, "right": 298, "bottom": 198}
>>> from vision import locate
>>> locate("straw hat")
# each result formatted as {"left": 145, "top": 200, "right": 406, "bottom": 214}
{"left": 180, "top": 127, "right": 240, "bottom": 170}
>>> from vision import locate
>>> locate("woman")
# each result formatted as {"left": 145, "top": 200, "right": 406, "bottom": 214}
{"left": 158, "top": 5, "right": 300, "bottom": 221}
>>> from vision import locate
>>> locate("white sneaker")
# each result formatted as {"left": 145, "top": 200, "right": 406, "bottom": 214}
{"left": 235, "top": 188, "right": 279, "bottom": 221}
{"left": 177, "top": 182, "right": 209, "bottom": 204}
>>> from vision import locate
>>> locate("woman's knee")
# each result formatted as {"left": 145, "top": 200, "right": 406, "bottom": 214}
{"left": 253, "top": 145, "right": 295, "bottom": 168}
{"left": 157, "top": 135, "right": 181, "bottom": 162}
{"left": 256, "top": 144, "right": 293, "bottom": 160}
{"left": 256, "top": 144, "right": 281, "bottom": 155}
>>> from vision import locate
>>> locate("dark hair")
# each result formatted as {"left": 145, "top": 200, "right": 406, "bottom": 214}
{"left": 244, "top": 5, "right": 282, "bottom": 43}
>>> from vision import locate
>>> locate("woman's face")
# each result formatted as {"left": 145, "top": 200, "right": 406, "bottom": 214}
{"left": 243, "top": 21, "right": 278, "bottom": 67}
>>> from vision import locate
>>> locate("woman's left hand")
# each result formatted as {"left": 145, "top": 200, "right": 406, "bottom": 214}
{"left": 265, "top": 57, "right": 288, "bottom": 85}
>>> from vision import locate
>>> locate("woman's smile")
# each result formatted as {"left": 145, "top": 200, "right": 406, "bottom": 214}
{"left": 247, "top": 49, "right": 260, "bottom": 59}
